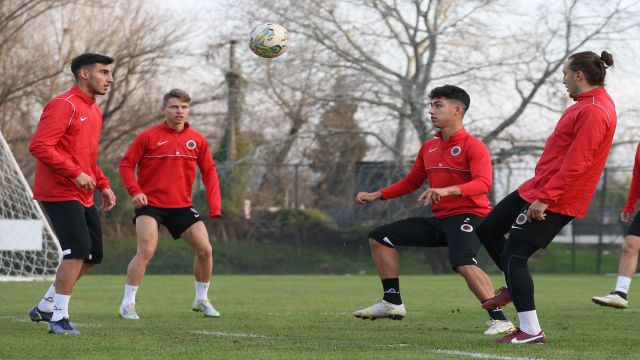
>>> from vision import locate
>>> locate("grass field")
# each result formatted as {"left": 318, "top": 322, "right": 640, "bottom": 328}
{"left": 1, "top": 274, "right": 638, "bottom": 359}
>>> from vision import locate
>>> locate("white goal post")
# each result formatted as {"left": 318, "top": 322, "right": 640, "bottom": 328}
{"left": 0, "top": 130, "right": 61, "bottom": 280}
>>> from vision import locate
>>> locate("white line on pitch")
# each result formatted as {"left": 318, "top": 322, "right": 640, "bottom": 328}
{"left": 0, "top": 315, "right": 30, "bottom": 322}
{"left": 192, "top": 330, "right": 273, "bottom": 339}
{"left": 0, "top": 315, "right": 102, "bottom": 327}
{"left": 433, "top": 349, "right": 544, "bottom": 360}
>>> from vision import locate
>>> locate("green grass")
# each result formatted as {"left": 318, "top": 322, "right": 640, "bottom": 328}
{"left": 1, "top": 274, "right": 639, "bottom": 359}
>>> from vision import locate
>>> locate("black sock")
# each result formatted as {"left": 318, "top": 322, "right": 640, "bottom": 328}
{"left": 382, "top": 278, "right": 402, "bottom": 305}
{"left": 486, "top": 307, "right": 507, "bottom": 321}
{"left": 614, "top": 290, "right": 628, "bottom": 300}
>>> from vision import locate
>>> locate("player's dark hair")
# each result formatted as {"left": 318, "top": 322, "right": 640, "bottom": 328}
{"left": 70, "top": 53, "right": 113, "bottom": 80}
{"left": 568, "top": 51, "right": 613, "bottom": 86}
{"left": 428, "top": 85, "right": 470, "bottom": 112}
{"left": 163, "top": 88, "right": 191, "bottom": 107}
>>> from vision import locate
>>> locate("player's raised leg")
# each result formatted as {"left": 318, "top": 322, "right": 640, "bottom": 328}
{"left": 119, "top": 215, "right": 159, "bottom": 320}
{"left": 182, "top": 221, "right": 220, "bottom": 317}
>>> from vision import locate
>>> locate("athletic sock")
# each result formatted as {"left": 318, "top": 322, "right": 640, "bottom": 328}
{"left": 38, "top": 284, "right": 56, "bottom": 312}
{"left": 51, "top": 294, "right": 71, "bottom": 322}
{"left": 121, "top": 284, "right": 139, "bottom": 307}
{"left": 195, "top": 281, "right": 210, "bottom": 301}
{"left": 614, "top": 291, "right": 628, "bottom": 300}
{"left": 614, "top": 276, "right": 631, "bottom": 296}
{"left": 517, "top": 310, "right": 541, "bottom": 335}
{"left": 381, "top": 278, "right": 402, "bottom": 305}
{"left": 487, "top": 307, "right": 507, "bottom": 321}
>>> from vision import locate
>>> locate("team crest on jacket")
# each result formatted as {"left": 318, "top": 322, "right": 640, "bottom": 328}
{"left": 186, "top": 139, "right": 197, "bottom": 150}
{"left": 516, "top": 213, "right": 527, "bottom": 225}
{"left": 460, "top": 224, "right": 473, "bottom": 232}
{"left": 451, "top": 146, "right": 461, "bottom": 156}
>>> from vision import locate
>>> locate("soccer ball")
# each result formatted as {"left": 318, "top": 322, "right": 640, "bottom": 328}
{"left": 249, "top": 23, "right": 288, "bottom": 58}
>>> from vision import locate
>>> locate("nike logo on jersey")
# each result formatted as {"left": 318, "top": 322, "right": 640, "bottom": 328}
{"left": 428, "top": 147, "right": 438, "bottom": 152}
{"left": 80, "top": 117, "right": 88, "bottom": 122}
{"left": 510, "top": 225, "right": 523, "bottom": 230}
{"left": 157, "top": 141, "right": 169, "bottom": 146}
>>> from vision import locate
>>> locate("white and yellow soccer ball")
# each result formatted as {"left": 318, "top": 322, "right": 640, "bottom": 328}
{"left": 249, "top": 23, "right": 288, "bottom": 58}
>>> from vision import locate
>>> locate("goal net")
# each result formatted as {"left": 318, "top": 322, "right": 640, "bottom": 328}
{"left": 0, "top": 131, "right": 61, "bottom": 280}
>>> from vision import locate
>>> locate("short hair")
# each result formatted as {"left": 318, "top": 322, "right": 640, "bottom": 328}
{"left": 162, "top": 89, "right": 191, "bottom": 107}
{"left": 70, "top": 53, "right": 113, "bottom": 80}
{"left": 428, "top": 85, "right": 470, "bottom": 112}
{"left": 568, "top": 51, "right": 614, "bottom": 86}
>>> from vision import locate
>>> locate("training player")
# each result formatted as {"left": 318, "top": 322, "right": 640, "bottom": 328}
{"left": 118, "top": 89, "right": 222, "bottom": 319}
{"left": 28, "top": 53, "right": 117, "bottom": 335}
{"left": 352, "top": 85, "right": 515, "bottom": 336}
{"left": 592, "top": 143, "right": 640, "bottom": 309}
{"left": 478, "top": 51, "right": 616, "bottom": 344}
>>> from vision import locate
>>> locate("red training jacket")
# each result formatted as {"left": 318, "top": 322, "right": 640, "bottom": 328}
{"left": 119, "top": 122, "right": 221, "bottom": 217}
{"left": 29, "top": 85, "right": 110, "bottom": 207}
{"left": 518, "top": 87, "right": 617, "bottom": 218}
{"left": 623, "top": 144, "right": 640, "bottom": 214}
{"left": 380, "top": 128, "right": 492, "bottom": 218}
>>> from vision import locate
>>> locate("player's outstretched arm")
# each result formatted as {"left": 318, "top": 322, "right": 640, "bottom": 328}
{"left": 355, "top": 191, "right": 382, "bottom": 205}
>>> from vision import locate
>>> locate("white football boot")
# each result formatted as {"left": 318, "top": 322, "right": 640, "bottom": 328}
{"left": 592, "top": 293, "right": 628, "bottom": 309}
{"left": 484, "top": 319, "right": 516, "bottom": 335}
{"left": 119, "top": 303, "right": 140, "bottom": 320}
{"left": 192, "top": 299, "right": 221, "bottom": 317}
{"left": 352, "top": 299, "right": 406, "bottom": 320}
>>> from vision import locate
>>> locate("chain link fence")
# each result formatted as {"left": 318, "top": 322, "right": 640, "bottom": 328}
{"left": 11, "top": 157, "right": 636, "bottom": 274}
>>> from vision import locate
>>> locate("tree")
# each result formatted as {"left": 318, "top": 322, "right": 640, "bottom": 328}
{"left": 483, "top": 0, "right": 640, "bottom": 164}
{"left": 1, "top": 0, "right": 222, "bottom": 165}
{"left": 236, "top": 0, "right": 640, "bottom": 167}
{"left": 261, "top": 0, "right": 503, "bottom": 165}
{"left": 308, "top": 78, "right": 367, "bottom": 211}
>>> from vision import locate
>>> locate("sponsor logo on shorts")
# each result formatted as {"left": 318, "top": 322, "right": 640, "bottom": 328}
{"left": 62, "top": 249, "right": 71, "bottom": 255}
{"left": 460, "top": 224, "right": 473, "bottom": 232}
{"left": 515, "top": 213, "right": 527, "bottom": 225}
{"left": 190, "top": 208, "right": 200, "bottom": 218}
{"left": 451, "top": 146, "right": 462, "bottom": 156}
{"left": 186, "top": 140, "right": 197, "bottom": 150}
{"left": 472, "top": 257, "right": 478, "bottom": 264}
{"left": 382, "top": 236, "right": 395, "bottom": 247}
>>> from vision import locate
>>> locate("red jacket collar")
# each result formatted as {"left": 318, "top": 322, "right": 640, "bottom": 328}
{"left": 161, "top": 121, "right": 191, "bottom": 132}
{"left": 575, "top": 87, "right": 606, "bottom": 101}
{"left": 435, "top": 128, "right": 468, "bottom": 143}
{"left": 70, "top": 85, "right": 96, "bottom": 105}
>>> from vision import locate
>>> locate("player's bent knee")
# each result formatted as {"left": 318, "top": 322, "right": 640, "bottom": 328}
{"left": 622, "top": 239, "right": 640, "bottom": 254}
{"left": 137, "top": 247, "right": 156, "bottom": 262}
{"left": 196, "top": 244, "right": 212, "bottom": 258}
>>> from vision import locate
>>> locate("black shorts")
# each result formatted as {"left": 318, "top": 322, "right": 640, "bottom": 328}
{"left": 479, "top": 190, "right": 574, "bottom": 249}
{"left": 369, "top": 214, "right": 483, "bottom": 270}
{"left": 134, "top": 205, "right": 203, "bottom": 239}
{"left": 41, "top": 201, "right": 103, "bottom": 264}
{"left": 627, "top": 212, "right": 640, "bottom": 237}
